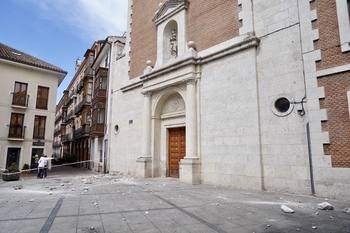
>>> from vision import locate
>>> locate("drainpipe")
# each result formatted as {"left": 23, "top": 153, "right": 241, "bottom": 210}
{"left": 306, "top": 122, "right": 315, "bottom": 195}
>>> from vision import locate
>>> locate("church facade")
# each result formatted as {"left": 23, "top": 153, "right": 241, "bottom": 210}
{"left": 107, "top": 0, "right": 350, "bottom": 199}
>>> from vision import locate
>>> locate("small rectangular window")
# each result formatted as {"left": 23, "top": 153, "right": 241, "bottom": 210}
{"left": 36, "top": 86, "right": 49, "bottom": 109}
{"left": 33, "top": 115, "right": 46, "bottom": 139}
{"left": 9, "top": 113, "right": 25, "bottom": 138}
{"left": 97, "top": 109, "right": 105, "bottom": 124}
{"left": 12, "top": 82, "right": 28, "bottom": 106}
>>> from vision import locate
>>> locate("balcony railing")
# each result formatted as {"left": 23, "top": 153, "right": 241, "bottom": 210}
{"left": 75, "top": 95, "right": 92, "bottom": 114}
{"left": 54, "top": 126, "right": 61, "bottom": 135}
{"left": 8, "top": 124, "right": 26, "bottom": 139}
{"left": 73, "top": 125, "right": 90, "bottom": 139}
{"left": 12, "top": 93, "right": 29, "bottom": 107}
{"left": 84, "top": 67, "right": 94, "bottom": 77}
{"left": 62, "top": 133, "right": 72, "bottom": 142}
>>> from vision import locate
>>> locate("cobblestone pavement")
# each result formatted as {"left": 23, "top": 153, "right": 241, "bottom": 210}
{"left": 0, "top": 166, "right": 349, "bottom": 233}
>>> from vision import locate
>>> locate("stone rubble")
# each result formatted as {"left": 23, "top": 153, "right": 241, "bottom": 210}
{"left": 317, "top": 202, "right": 334, "bottom": 210}
{"left": 281, "top": 205, "right": 294, "bottom": 213}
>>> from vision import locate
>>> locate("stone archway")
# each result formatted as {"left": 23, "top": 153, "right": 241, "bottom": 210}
{"left": 152, "top": 88, "right": 186, "bottom": 178}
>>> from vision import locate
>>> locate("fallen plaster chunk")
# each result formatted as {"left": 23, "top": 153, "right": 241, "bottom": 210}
{"left": 13, "top": 185, "right": 23, "bottom": 190}
{"left": 281, "top": 205, "right": 294, "bottom": 213}
{"left": 344, "top": 207, "right": 350, "bottom": 213}
{"left": 317, "top": 202, "right": 334, "bottom": 210}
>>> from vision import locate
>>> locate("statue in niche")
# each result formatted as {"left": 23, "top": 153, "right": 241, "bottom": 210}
{"left": 170, "top": 29, "right": 178, "bottom": 58}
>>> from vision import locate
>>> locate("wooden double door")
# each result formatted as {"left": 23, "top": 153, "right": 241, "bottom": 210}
{"left": 168, "top": 127, "right": 186, "bottom": 178}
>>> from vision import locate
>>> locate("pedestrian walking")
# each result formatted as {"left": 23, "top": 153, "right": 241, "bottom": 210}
{"left": 37, "top": 154, "right": 45, "bottom": 179}
{"left": 43, "top": 155, "right": 48, "bottom": 178}
{"left": 37, "top": 154, "right": 53, "bottom": 179}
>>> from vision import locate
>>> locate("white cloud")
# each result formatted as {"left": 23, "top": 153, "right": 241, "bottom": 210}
{"left": 28, "top": 0, "right": 127, "bottom": 41}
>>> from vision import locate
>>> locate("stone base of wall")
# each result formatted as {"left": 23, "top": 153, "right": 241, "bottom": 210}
{"left": 136, "top": 157, "right": 152, "bottom": 178}
{"left": 179, "top": 157, "right": 201, "bottom": 184}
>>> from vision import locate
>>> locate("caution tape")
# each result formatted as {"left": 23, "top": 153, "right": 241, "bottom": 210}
{"left": 1, "top": 160, "right": 93, "bottom": 175}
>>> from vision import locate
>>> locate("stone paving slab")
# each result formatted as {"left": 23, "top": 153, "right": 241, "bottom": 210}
{"left": 0, "top": 169, "right": 349, "bottom": 233}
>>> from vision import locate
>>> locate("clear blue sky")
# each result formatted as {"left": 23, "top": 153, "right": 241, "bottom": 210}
{"left": 0, "top": 0, "right": 127, "bottom": 103}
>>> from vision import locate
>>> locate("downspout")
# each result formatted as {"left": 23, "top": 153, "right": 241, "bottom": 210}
{"left": 250, "top": 0, "right": 265, "bottom": 191}
{"left": 296, "top": 0, "right": 314, "bottom": 195}
{"left": 104, "top": 40, "right": 113, "bottom": 174}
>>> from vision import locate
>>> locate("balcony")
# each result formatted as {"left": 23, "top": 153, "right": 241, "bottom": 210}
{"left": 55, "top": 112, "right": 62, "bottom": 123}
{"left": 8, "top": 125, "right": 26, "bottom": 140}
{"left": 90, "top": 123, "right": 104, "bottom": 137}
{"left": 73, "top": 125, "right": 90, "bottom": 139}
{"left": 54, "top": 126, "right": 61, "bottom": 135}
{"left": 77, "top": 80, "right": 84, "bottom": 93}
{"left": 75, "top": 95, "right": 92, "bottom": 114}
{"left": 53, "top": 141, "right": 61, "bottom": 148}
{"left": 84, "top": 67, "right": 94, "bottom": 77}
{"left": 12, "top": 93, "right": 29, "bottom": 108}
{"left": 61, "top": 133, "right": 72, "bottom": 143}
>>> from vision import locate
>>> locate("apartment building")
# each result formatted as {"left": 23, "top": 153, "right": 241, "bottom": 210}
{"left": 57, "top": 41, "right": 104, "bottom": 169}
{"left": 90, "top": 36, "right": 126, "bottom": 173}
{"left": 106, "top": 0, "right": 350, "bottom": 199}
{"left": 55, "top": 36, "right": 126, "bottom": 170}
{"left": 0, "top": 42, "right": 66, "bottom": 171}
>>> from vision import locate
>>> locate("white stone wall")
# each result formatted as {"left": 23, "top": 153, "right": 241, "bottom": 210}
{"left": 200, "top": 47, "right": 262, "bottom": 190}
{"left": 109, "top": 87, "right": 143, "bottom": 175}
{"left": 253, "top": 0, "right": 310, "bottom": 194}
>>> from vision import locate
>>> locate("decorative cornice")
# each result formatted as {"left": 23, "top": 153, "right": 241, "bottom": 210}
{"left": 152, "top": 0, "right": 189, "bottom": 23}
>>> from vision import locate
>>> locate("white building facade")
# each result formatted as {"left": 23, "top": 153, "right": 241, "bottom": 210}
{"left": 107, "top": 0, "right": 350, "bottom": 199}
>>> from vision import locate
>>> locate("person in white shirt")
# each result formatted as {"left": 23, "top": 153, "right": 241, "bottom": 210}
{"left": 37, "top": 154, "right": 52, "bottom": 179}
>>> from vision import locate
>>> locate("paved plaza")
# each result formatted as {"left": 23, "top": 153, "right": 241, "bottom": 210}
{"left": 0, "top": 166, "right": 349, "bottom": 233}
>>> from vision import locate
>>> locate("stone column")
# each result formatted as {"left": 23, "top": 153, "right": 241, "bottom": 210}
{"left": 180, "top": 79, "right": 201, "bottom": 184}
{"left": 136, "top": 91, "right": 152, "bottom": 178}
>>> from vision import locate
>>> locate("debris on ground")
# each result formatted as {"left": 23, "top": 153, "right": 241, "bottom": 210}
{"left": 317, "top": 202, "right": 334, "bottom": 210}
{"left": 344, "top": 207, "right": 350, "bottom": 213}
{"left": 13, "top": 184, "right": 23, "bottom": 190}
{"left": 281, "top": 205, "right": 294, "bottom": 213}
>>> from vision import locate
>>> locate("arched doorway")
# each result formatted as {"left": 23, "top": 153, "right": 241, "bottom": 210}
{"left": 153, "top": 89, "right": 186, "bottom": 178}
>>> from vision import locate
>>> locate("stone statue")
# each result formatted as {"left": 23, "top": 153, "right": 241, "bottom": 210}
{"left": 170, "top": 29, "right": 178, "bottom": 57}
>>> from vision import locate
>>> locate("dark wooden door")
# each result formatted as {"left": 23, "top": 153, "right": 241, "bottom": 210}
{"left": 168, "top": 127, "right": 186, "bottom": 178}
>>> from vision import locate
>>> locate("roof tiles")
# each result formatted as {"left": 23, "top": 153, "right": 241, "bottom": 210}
{"left": 0, "top": 42, "right": 67, "bottom": 74}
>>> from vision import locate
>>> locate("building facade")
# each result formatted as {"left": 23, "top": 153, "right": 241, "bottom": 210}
{"left": 57, "top": 41, "right": 104, "bottom": 169}
{"left": 106, "top": 0, "right": 350, "bottom": 199}
{"left": 0, "top": 42, "right": 66, "bottom": 171}
{"left": 55, "top": 36, "right": 126, "bottom": 170}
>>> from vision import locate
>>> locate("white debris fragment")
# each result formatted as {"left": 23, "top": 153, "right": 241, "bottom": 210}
{"left": 82, "top": 179, "right": 92, "bottom": 184}
{"left": 48, "top": 192, "right": 52, "bottom": 195}
{"left": 312, "top": 226, "right": 317, "bottom": 229}
{"left": 71, "top": 188, "right": 75, "bottom": 191}
{"left": 343, "top": 207, "right": 350, "bottom": 213}
{"left": 281, "top": 205, "right": 294, "bottom": 213}
{"left": 61, "top": 183, "right": 64, "bottom": 186}
{"left": 13, "top": 185, "right": 23, "bottom": 190}
{"left": 29, "top": 199, "right": 34, "bottom": 202}
{"left": 317, "top": 202, "right": 334, "bottom": 210}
